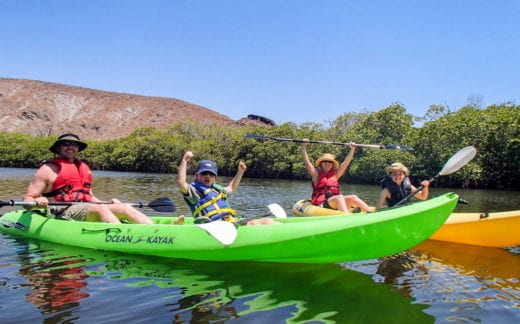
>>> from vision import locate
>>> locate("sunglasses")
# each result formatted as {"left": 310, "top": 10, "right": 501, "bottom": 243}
{"left": 60, "top": 141, "right": 79, "bottom": 147}
{"left": 199, "top": 171, "right": 216, "bottom": 176}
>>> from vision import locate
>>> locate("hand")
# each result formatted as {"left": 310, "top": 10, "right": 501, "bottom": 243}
{"left": 421, "top": 180, "right": 430, "bottom": 187}
{"left": 111, "top": 198, "right": 122, "bottom": 204}
{"left": 302, "top": 138, "right": 309, "bottom": 148}
{"left": 238, "top": 161, "right": 247, "bottom": 171}
{"left": 34, "top": 197, "right": 49, "bottom": 207}
{"left": 183, "top": 151, "right": 194, "bottom": 161}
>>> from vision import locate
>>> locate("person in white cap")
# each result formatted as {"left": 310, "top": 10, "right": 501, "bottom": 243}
{"left": 23, "top": 133, "right": 154, "bottom": 224}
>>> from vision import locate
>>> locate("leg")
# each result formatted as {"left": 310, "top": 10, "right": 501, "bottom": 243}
{"left": 246, "top": 218, "right": 282, "bottom": 225}
{"left": 326, "top": 195, "right": 350, "bottom": 212}
{"left": 87, "top": 204, "right": 122, "bottom": 223}
{"left": 107, "top": 203, "right": 155, "bottom": 224}
{"left": 173, "top": 215, "right": 185, "bottom": 225}
{"left": 344, "top": 195, "right": 372, "bottom": 212}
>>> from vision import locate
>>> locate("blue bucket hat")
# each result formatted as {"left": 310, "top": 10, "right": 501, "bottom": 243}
{"left": 196, "top": 160, "right": 218, "bottom": 176}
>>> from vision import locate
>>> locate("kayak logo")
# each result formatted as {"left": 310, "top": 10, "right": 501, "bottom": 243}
{"left": 0, "top": 220, "right": 28, "bottom": 232}
{"left": 104, "top": 234, "right": 175, "bottom": 244}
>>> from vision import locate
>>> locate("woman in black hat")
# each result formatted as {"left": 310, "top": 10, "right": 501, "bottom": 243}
{"left": 23, "top": 133, "right": 154, "bottom": 224}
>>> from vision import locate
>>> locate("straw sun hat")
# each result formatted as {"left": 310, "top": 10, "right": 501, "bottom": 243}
{"left": 315, "top": 153, "right": 339, "bottom": 169}
{"left": 386, "top": 162, "right": 410, "bottom": 176}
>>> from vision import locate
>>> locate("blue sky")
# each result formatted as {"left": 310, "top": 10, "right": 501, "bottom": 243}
{"left": 1, "top": 1, "right": 518, "bottom": 125}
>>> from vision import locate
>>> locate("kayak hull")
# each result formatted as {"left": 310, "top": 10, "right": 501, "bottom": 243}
{"left": 429, "top": 210, "right": 520, "bottom": 248}
{"left": 0, "top": 193, "right": 458, "bottom": 263}
{"left": 293, "top": 199, "right": 520, "bottom": 248}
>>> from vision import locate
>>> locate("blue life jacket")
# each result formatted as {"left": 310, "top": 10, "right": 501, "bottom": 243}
{"left": 184, "top": 180, "right": 237, "bottom": 221}
{"left": 381, "top": 177, "right": 412, "bottom": 207}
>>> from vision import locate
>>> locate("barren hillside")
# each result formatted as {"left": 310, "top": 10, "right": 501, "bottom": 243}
{"left": 0, "top": 78, "right": 266, "bottom": 141}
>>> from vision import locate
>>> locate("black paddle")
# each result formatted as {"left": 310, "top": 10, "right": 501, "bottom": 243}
{"left": 394, "top": 146, "right": 477, "bottom": 207}
{"left": 0, "top": 197, "right": 176, "bottom": 213}
{"left": 245, "top": 134, "right": 414, "bottom": 151}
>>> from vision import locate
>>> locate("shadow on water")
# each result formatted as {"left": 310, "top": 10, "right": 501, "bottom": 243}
{"left": 1, "top": 237, "right": 434, "bottom": 323}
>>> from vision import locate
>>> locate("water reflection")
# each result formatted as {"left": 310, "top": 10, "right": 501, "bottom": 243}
{"left": 343, "top": 242, "right": 520, "bottom": 322}
{"left": 6, "top": 238, "right": 433, "bottom": 323}
{"left": 1, "top": 167, "right": 519, "bottom": 323}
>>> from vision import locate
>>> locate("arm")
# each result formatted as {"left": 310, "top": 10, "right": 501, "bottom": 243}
{"left": 23, "top": 165, "right": 52, "bottom": 207}
{"left": 335, "top": 142, "right": 356, "bottom": 178}
{"left": 177, "top": 151, "right": 193, "bottom": 194}
{"left": 227, "top": 161, "right": 246, "bottom": 194}
{"left": 375, "top": 188, "right": 391, "bottom": 209}
{"left": 302, "top": 139, "right": 317, "bottom": 179}
{"left": 413, "top": 180, "right": 430, "bottom": 200}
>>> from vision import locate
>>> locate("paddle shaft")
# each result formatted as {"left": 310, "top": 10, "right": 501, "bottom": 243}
{"left": 394, "top": 175, "right": 438, "bottom": 207}
{"left": 0, "top": 198, "right": 176, "bottom": 213}
{"left": 236, "top": 212, "right": 270, "bottom": 225}
{"left": 393, "top": 146, "right": 477, "bottom": 207}
{"left": 246, "top": 134, "right": 413, "bottom": 151}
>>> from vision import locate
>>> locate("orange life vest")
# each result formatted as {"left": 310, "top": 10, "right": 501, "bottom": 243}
{"left": 311, "top": 169, "right": 341, "bottom": 205}
{"left": 42, "top": 158, "right": 93, "bottom": 202}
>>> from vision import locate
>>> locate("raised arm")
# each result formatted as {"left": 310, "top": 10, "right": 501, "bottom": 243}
{"left": 336, "top": 142, "right": 356, "bottom": 178}
{"left": 302, "top": 139, "right": 317, "bottom": 179}
{"left": 227, "top": 161, "right": 247, "bottom": 194}
{"left": 177, "top": 151, "right": 193, "bottom": 194}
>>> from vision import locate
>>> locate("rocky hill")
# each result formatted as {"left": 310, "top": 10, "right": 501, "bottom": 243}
{"left": 0, "top": 78, "right": 271, "bottom": 141}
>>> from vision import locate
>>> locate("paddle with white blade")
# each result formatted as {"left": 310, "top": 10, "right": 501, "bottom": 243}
{"left": 196, "top": 203, "right": 287, "bottom": 245}
{"left": 394, "top": 146, "right": 477, "bottom": 207}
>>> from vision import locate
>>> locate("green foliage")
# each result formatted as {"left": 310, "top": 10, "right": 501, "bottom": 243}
{"left": 1, "top": 103, "right": 518, "bottom": 190}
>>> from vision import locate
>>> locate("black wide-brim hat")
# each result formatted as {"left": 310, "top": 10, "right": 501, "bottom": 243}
{"left": 49, "top": 133, "right": 88, "bottom": 154}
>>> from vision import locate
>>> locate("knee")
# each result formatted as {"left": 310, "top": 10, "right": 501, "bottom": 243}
{"left": 89, "top": 204, "right": 107, "bottom": 213}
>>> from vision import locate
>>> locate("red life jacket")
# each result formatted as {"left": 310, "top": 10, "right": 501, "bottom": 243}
{"left": 311, "top": 169, "right": 341, "bottom": 205}
{"left": 42, "top": 158, "right": 93, "bottom": 202}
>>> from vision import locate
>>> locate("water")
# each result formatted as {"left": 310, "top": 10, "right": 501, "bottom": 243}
{"left": 1, "top": 168, "right": 519, "bottom": 323}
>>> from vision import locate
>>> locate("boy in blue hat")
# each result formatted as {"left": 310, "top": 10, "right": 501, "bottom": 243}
{"left": 177, "top": 151, "right": 278, "bottom": 225}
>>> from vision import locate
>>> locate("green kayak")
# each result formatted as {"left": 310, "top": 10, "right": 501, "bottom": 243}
{"left": 0, "top": 192, "right": 458, "bottom": 263}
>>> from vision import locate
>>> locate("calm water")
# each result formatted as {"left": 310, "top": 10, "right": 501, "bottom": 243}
{"left": 0, "top": 167, "right": 519, "bottom": 323}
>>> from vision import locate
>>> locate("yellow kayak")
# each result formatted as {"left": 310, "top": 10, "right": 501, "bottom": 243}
{"left": 429, "top": 210, "right": 520, "bottom": 248}
{"left": 293, "top": 200, "right": 520, "bottom": 248}
{"left": 291, "top": 199, "right": 374, "bottom": 216}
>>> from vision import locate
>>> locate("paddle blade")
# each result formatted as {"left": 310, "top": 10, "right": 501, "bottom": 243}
{"left": 197, "top": 221, "right": 238, "bottom": 245}
{"left": 386, "top": 144, "right": 414, "bottom": 151}
{"left": 146, "top": 197, "right": 176, "bottom": 213}
{"left": 0, "top": 200, "right": 14, "bottom": 208}
{"left": 268, "top": 203, "right": 287, "bottom": 218}
{"left": 439, "top": 146, "right": 477, "bottom": 176}
{"left": 244, "top": 134, "right": 267, "bottom": 140}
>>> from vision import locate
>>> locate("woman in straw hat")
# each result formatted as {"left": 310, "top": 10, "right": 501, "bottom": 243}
{"left": 302, "top": 139, "right": 372, "bottom": 212}
{"left": 375, "top": 162, "right": 430, "bottom": 209}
